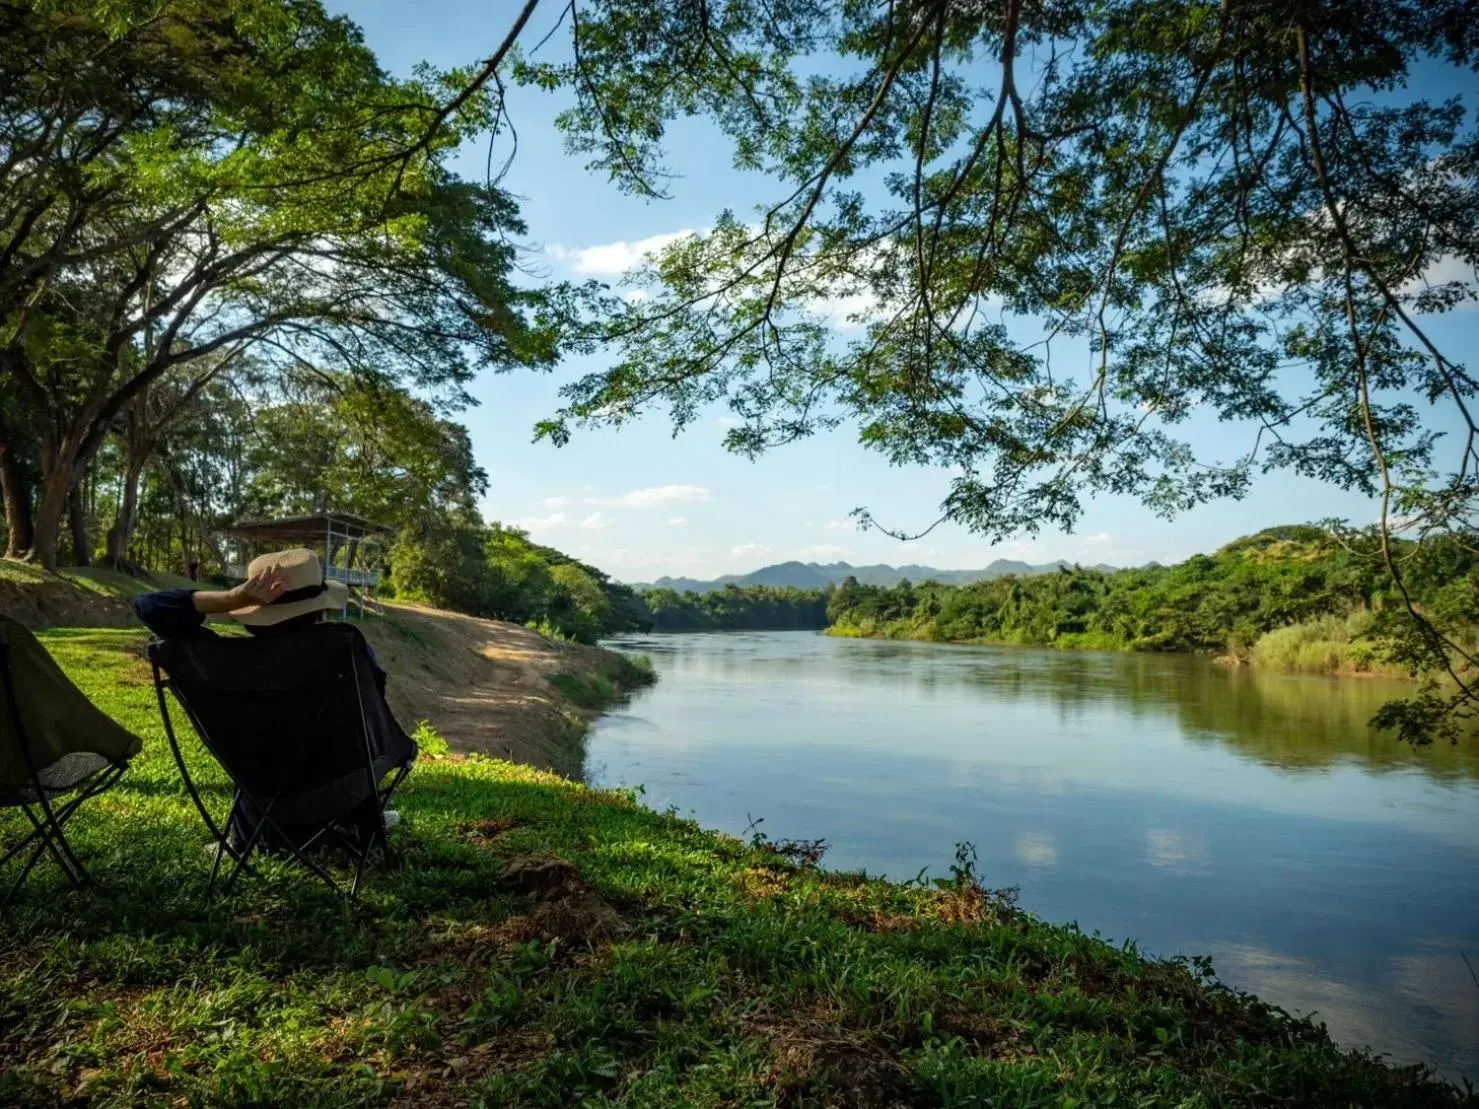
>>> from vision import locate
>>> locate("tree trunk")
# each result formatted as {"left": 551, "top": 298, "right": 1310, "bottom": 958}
{"left": 0, "top": 414, "right": 34, "bottom": 558}
{"left": 32, "top": 464, "right": 70, "bottom": 571}
{"left": 68, "top": 483, "right": 91, "bottom": 566}
{"left": 104, "top": 457, "right": 147, "bottom": 568}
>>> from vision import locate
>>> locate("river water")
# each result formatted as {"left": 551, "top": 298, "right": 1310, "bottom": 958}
{"left": 587, "top": 631, "right": 1479, "bottom": 1081}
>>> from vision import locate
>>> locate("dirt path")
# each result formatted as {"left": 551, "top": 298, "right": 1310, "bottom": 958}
{"left": 340, "top": 602, "right": 632, "bottom": 776}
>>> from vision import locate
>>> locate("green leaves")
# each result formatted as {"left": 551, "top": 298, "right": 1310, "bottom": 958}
{"left": 2, "top": 0, "right": 580, "bottom": 566}
{"left": 514, "top": 0, "right": 1478, "bottom": 739}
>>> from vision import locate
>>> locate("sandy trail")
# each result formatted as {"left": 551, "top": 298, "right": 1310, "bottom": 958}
{"left": 361, "top": 602, "right": 628, "bottom": 776}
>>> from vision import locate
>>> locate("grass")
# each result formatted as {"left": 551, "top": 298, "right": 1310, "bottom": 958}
{"left": 550, "top": 656, "right": 655, "bottom": 712}
{"left": 0, "top": 557, "right": 197, "bottom": 596}
{"left": 1, "top": 628, "right": 1472, "bottom": 1107}
{"left": 1247, "top": 612, "right": 1408, "bottom": 676}
{"left": 548, "top": 671, "right": 621, "bottom": 710}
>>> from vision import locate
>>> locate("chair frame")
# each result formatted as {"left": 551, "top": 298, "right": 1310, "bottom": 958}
{"left": 0, "top": 638, "right": 130, "bottom": 911}
{"left": 149, "top": 641, "right": 412, "bottom": 903}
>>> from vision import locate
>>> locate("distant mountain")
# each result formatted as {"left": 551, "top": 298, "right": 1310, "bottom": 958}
{"left": 631, "top": 557, "right": 1108, "bottom": 593}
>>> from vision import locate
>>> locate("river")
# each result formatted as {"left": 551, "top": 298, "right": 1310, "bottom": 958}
{"left": 587, "top": 630, "right": 1479, "bottom": 1081}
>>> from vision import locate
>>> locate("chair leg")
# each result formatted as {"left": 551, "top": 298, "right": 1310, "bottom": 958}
{"left": 43, "top": 764, "right": 131, "bottom": 889}
{"left": 206, "top": 794, "right": 244, "bottom": 901}
{"left": 218, "top": 797, "right": 272, "bottom": 900}
{"left": 37, "top": 765, "right": 124, "bottom": 886}
{"left": 0, "top": 763, "right": 132, "bottom": 910}
{"left": 278, "top": 830, "right": 354, "bottom": 901}
{"left": 12, "top": 805, "right": 82, "bottom": 885}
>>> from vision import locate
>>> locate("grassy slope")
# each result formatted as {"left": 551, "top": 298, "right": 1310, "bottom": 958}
{"left": 0, "top": 631, "right": 1470, "bottom": 1108}
{"left": 0, "top": 559, "right": 199, "bottom": 629}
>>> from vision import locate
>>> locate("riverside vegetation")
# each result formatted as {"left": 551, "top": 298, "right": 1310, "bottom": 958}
{"left": 642, "top": 527, "right": 1478, "bottom": 683}
{"left": 0, "top": 628, "right": 1473, "bottom": 1107}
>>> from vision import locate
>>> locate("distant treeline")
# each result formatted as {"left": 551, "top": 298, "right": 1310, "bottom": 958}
{"left": 825, "top": 526, "right": 1477, "bottom": 673}
{"left": 640, "top": 585, "right": 830, "bottom": 631}
{"left": 634, "top": 527, "right": 1477, "bottom": 679}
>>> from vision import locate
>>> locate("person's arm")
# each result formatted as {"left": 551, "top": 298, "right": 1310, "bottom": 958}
{"left": 133, "top": 589, "right": 207, "bottom": 638}
{"left": 134, "top": 568, "right": 286, "bottom": 637}
{"left": 188, "top": 568, "right": 285, "bottom": 615}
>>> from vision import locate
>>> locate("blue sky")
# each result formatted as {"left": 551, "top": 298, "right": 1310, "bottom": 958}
{"left": 330, "top": 1, "right": 1475, "bottom": 583}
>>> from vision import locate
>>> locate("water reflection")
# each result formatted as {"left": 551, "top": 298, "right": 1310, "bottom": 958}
{"left": 612, "top": 632, "right": 1479, "bottom": 780}
{"left": 592, "top": 631, "right": 1479, "bottom": 1079}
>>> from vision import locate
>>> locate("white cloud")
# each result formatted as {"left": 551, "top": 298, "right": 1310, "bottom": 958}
{"left": 512, "top": 512, "right": 568, "bottom": 531}
{"left": 577, "top": 546, "right": 714, "bottom": 573}
{"left": 664, "top": 516, "right": 688, "bottom": 527}
{"left": 580, "top": 512, "right": 612, "bottom": 531}
{"left": 549, "top": 227, "right": 891, "bottom": 329}
{"left": 1146, "top": 828, "right": 1209, "bottom": 871}
{"left": 1013, "top": 832, "right": 1058, "bottom": 868}
{"left": 543, "top": 495, "right": 571, "bottom": 509}
{"left": 547, "top": 229, "right": 701, "bottom": 277}
{"left": 602, "top": 484, "right": 712, "bottom": 508}
{"left": 811, "top": 289, "right": 879, "bottom": 331}
{"left": 1080, "top": 532, "right": 1113, "bottom": 546}
{"left": 822, "top": 519, "right": 854, "bottom": 531}
{"left": 714, "top": 415, "right": 741, "bottom": 430}
{"left": 798, "top": 544, "right": 849, "bottom": 561}
{"left": 1402, "top": 254, "right": 1476, "bottom": 310}
{"left": 730, "top": 542, "right": 771, "bottom": 561}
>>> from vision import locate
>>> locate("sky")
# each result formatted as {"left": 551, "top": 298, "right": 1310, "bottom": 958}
{"left": 328, "top": 1, "right": 1476, "bottom": 584}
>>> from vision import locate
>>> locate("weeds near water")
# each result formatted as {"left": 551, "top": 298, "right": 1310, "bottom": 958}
{"left": 548, "top": 671, "right": 618, "bottom": 709}
{"left": 743, "top": 813, "right": 830, "bottom": 867}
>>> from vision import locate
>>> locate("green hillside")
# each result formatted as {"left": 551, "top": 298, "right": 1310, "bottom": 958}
{"left": 825, "top": 527, "right": 1477, "bottom": 679}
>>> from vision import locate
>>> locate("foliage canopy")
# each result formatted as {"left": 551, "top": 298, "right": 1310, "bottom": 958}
{"left": 508, "top": 0, "right": 1479, "bottom": 737}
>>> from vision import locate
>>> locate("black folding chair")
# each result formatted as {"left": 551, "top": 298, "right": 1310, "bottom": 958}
{"left": 1, "top": 616, "right": 141, "bottom": 911}
{"left": 147, "top": 624, "right": 416, "bottom": 902}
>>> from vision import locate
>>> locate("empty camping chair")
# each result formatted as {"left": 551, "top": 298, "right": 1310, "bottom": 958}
{"left": 147, "top": 623, "right": 416, "bottom": 901}
{"left": 0, "top": 615, "right": 142, "bottom": 910}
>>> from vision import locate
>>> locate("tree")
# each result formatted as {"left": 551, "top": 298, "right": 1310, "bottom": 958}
{"left": 242, "top": 374, "right": 488, "bottom": 531}
{"left": 1, "top": 0, "right": 568, "bottom": 569}
{"left": 490, "top": 0, "right": 1476, "bottom": 739}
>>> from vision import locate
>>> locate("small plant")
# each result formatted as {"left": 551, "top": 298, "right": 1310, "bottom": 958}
{"left": 611, "top": 652, "right": 657, "bottom": 687}
{"left": 527, "top": 617, "right": 574, "bottom": 643}
{"left": 411, "top": 719, "right": 450, "bottom": 758}
{"left": 933, "top": 841, "right": 979, "bottom": 893}
{"left": 548, "top": 671, "right": 618, "bottom": 709}
{"left": 742, "top": 813, "right": 829, "bottom": 867}
{"left": 919, "top": 842, "right": 1020, "bottom": 919}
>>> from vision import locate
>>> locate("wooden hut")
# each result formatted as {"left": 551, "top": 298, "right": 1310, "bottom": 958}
{"left": 219, "top": 512, "right": 393, "bottom": 616}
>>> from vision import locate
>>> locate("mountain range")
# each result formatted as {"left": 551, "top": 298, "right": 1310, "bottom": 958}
{"left": 630, "top": 558, "right": 1118, "bottom": 594}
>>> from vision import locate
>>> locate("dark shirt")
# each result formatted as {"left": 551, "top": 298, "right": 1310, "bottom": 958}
{"left": 134, "top": 589, "right": 387, "bottom": 694}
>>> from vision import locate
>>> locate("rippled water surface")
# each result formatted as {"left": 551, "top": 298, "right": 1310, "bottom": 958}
{"left": 588, "top": 631, "right": 1479, "bottom": 1080}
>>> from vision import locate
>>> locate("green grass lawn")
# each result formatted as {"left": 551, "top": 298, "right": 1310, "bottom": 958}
{"left": 0, "top": 629, "right": 1471, "bottom": 1107}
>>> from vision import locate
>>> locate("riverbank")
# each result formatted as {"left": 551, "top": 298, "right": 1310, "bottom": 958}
{"left": 817, "top": 528, "right": 1477, "bottom": 683}
{"left": 1, "top": 629, "right": 1472, "bottom": 1107}
{"left": 825, "top": 617, "right": 1421, "bottom": 680}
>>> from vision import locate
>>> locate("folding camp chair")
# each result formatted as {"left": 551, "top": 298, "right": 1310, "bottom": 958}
{"left": 147, "top": 624, "right": 416, "bottom": 902}
{"left": 0, "top": 615, "right": 141, "bottom": 911}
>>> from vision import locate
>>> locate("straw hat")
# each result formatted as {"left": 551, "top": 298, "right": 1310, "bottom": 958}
{"left": 231, "top": 547, "right": 348, "bottom": 626}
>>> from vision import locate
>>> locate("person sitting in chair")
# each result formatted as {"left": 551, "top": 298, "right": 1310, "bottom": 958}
{"left": 135, "top": 547, "right": 402, "bottom": 848}
{"left": 135, "top": 547, "right": 386, "bottom": 693}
